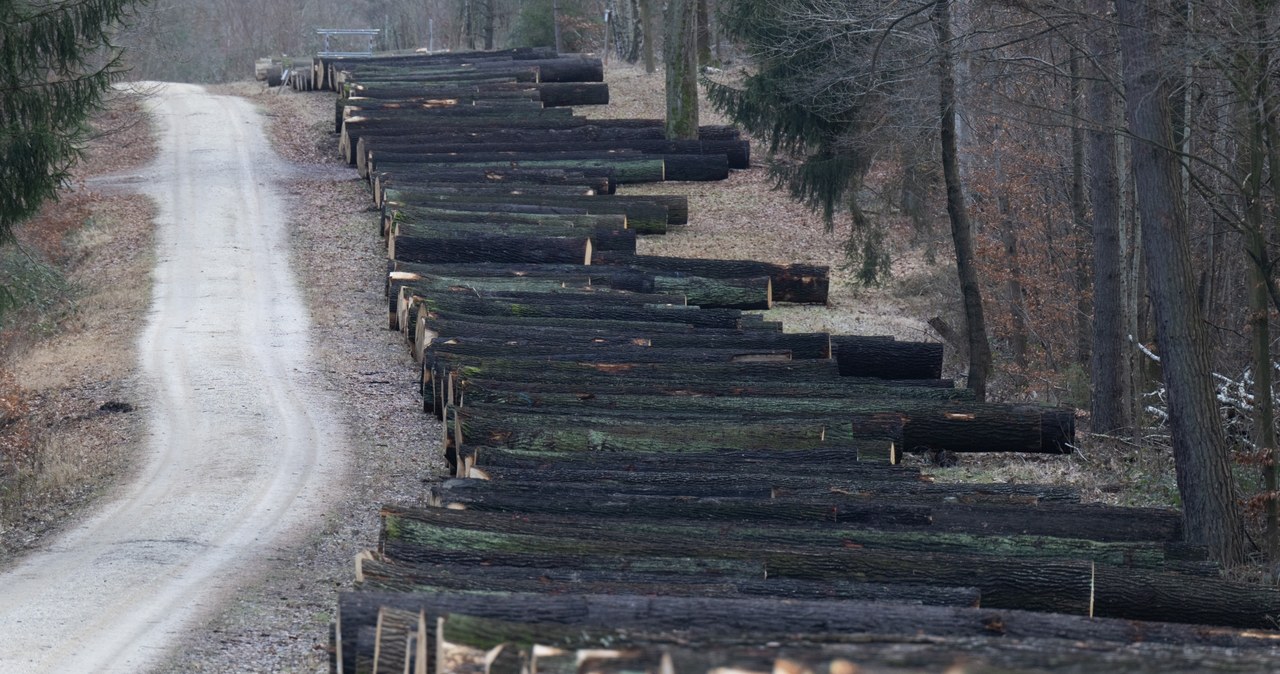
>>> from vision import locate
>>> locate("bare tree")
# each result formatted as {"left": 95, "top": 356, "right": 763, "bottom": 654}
{"left": 665, "top": 0, "right": 699, "bottom": 139}
{"left": 935, "top": 0, "right": 992, "bottom": 400}
{"left": 1086, "top": 0, "right": 1129, "bottom": 433}
{"left": 1116, "top": 0, "right": 1247, "bottom": 566}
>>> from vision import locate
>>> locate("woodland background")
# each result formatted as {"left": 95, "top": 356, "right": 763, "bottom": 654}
{"left": 5, "top": 0, "right": 1280, "bottom": 567}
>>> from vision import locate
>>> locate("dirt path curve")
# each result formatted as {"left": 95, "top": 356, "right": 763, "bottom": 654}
{"left": 0, "top": 83, "right": 345, "bottom": 673}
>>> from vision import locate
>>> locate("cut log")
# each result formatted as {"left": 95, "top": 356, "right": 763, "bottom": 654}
{"left": 424, "top": 478, "right": 1181, "bottom": 543}
{"left": 372, "top": 157, "right": 667, "bottom": 184}
{"left": 464, "top": 465, "right": 1078, "bottom": 501}
{"left": 365, "top": 138, "right": 749, "bottom": 169}
{"left": 832, "top": 336, "right": 944, "bottom": 380}
{"left": 445, "top": 403, "right": 905, "bottom": 457}
{"left": 454, "top": 445, "right": 894, "bottom": 477}
{"left": 358, "top": 555, "right": 983, "bottom": 606}
{"left": 441, "top": 624, "right": 1280, "bottom": 674}
{"left": 391, "top": 230, "right": 594, "bottom": 265}
{"left": 592, "top": 252, "right": 828, "bottom": 304}
{"left": 403, "top": 287, "right": 689, "bottom": 341}
{"left": 448, "top": 387, "right": 1066, "bottom": 452}
{"left": 444, "top": 378, "right": 969, "bottom": 421}
{"left": 390, "top": 221, "right": 634, "bottom": 259}
{"left": 353, "top": 125, "right": 737, "bottom": 157}
{"left": 533, "top": 81, "right": 610, "bottom": 106}
{"left": 413, "top": 301, "right": 748, "bottom": 332}
{"left": 340, "top": 55, "right": 604, "bottom": 83}
{"left": 374, "top": 167, "right": 613, "bottom": 196}
{"left": 373, "top": 607, "right": 421, "bottom": 674}
{"left": 386, "top": 205, "right": 626, "bottom": 232}
{"left": 426, "top": 343, "right": 791, "bottom": 371}
{"left": 337, "top": 591, "right": 1280, "bottom": 674}
{"left": 383, "top": 504, "right": 1200, "bottom": 574}
{"left": 414, "top": 315, "right": 830, "bottom": 356}
{"left": 382, "top": 190, "right": 682, "bottom": 230}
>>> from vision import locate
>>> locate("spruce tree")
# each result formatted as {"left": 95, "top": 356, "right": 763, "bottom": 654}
{"left": 1, "top": 0, "right": 139, "bottom": 246}
{"left": 706, "top": 0, "right": 931, "bottom": 284}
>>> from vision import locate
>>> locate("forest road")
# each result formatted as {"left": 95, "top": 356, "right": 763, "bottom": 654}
{"left": 0, "top": 83, "right": 346, "bottom": 672}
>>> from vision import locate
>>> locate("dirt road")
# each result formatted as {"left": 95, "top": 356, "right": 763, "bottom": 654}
{"left": 0, "top": 83, "right": 345, "bottom": 672}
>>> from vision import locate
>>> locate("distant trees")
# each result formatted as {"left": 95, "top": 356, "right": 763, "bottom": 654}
{"left": 707, "top": 0, "right": 992, "bottom": 399}
{"left": 702, "top": 0, "right": 1280, "bottom": 565}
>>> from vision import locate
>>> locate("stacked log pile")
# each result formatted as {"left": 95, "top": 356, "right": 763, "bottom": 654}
{"left": 294, "top": 49, "right": 1280, "bottom": 673}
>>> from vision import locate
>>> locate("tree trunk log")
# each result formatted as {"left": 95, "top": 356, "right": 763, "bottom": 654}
{"left": 382, "top": 504, "right": 1204, "bottom": 575}
{"left": 591, "top": 252, "right": 828, "bottom": 304}
{"left": 832, "top": 336, "right": 943, "bottom": 380}
{"left": 336, "top": 590, "right": 1280, "bottom": 674}
{"left": 390, "top": 231, "right": 594, "bottom": 265}
{"left": 358, "top": 555, "right": 982, "bottom": 607}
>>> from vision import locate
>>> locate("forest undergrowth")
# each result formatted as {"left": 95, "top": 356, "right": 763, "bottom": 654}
{"left": 0, "top": 91, "right": 157, "bottom": 563}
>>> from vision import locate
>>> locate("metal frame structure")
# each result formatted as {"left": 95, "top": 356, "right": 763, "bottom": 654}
{"left": 316, "top": 29, "right": 380, "bottom": 58}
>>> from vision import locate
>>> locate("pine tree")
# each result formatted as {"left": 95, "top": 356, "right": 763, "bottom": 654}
{"left": 705, "top": 0, "right": 917, "bottom": 284}
{"left": 1, "top": 0, "right": 139, "bottom": 246}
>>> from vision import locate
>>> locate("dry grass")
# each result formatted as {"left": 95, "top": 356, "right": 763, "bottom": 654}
{"left": 0, "top": 91, "right": 158, "bottom": 559}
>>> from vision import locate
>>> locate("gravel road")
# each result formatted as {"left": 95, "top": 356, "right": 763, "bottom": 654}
{"left": 0, "top": 83, "right": 346, "bottom": 673}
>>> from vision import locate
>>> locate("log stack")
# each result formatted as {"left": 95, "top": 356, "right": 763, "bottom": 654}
{"left": 281, "top": 48, "right": 1280, "bottom": 674}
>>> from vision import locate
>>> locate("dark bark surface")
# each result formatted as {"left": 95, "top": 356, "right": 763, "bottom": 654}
{"left": 934, "top": 0, "right": 993, "bottom": 401}
{"left": 1116, "top": 0, "right": 1246, "bottom": 565}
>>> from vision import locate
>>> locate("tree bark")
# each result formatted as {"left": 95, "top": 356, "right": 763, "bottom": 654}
{"left": 384, "top": 503, "right": 1200, "bottom": 572}
{"left": 458, "top": 443, "right": 916, "bottom": 476}
{"left": 591, "top": 252, "right": 829, "bottom": 304}
{"left": 1115, "top": 0, "right": 1246, "bottom": 566}
{"left": 552, "top": 0, "right": 563, "bottom": 54}
{"left": 1070, "top": 45, "right": 1092, "bottom": 370}
{"left": 639, "top": 0, "right": 656, "bottom": 74}
{"left": 695, "top": 0, "right": 712, "bottom": 65}
{"left": 337, "top": 591, "right": 1280, "bottom": 674}
{"left": 361, "top": 556, "right": 983, "bottom": 606}
{"left": 664, "top": 0, "right": 699, "bottom": 140}
{"left": 934, "top": 0, "right": 992, "bottom": 401}
{"left": 1087, "top": 0, "right": 1129, "bottom": 433}
{"left": 465, "top": 466, "right": 1076, "bottom": 501}
{"left": 830, "top": 336, "right": 942, "bottom": 380}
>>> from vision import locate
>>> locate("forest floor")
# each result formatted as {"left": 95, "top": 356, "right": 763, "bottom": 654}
{"left": 0, "top": 59, "right": 1209, "bottom": 673}
{"left": 0, "top": 90, "right": 160, "bottom": 561}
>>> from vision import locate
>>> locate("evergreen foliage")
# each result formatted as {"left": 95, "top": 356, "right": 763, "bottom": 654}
{"left": 510, "top": 0, "right": 593, "bottom": 52}
{"left": 707, "top": 0, "right": 933, "bottom": 284}
{"left": 0, "top": 0, "right": 139, "bottom": 314}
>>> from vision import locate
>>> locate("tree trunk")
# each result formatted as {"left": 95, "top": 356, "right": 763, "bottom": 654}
{"left": 639, "top": 0, "right": 656, "bottom": 74}
{"left": 1087, "top": 0, "right": 1128, "bottom": 434}
{"left": 1115, "top": 0, "right": 1247, "bottom": 566}
{"left": 1070, "top": 45, "right": 1092, "bottom": 371}
{"left": 695, "top": 0, "right": 712, "bottom": 65}
{"left": 664, "top": 0, "right": 699, "bottom": 140}
{"left": 934, "top": 0, "right": 992, "bottom": 401}
{"left": 552, "top": 0, "right": 563, "bottom": 53}
{"left": 361, "top": 556, "right": 983, "bottom": 606}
